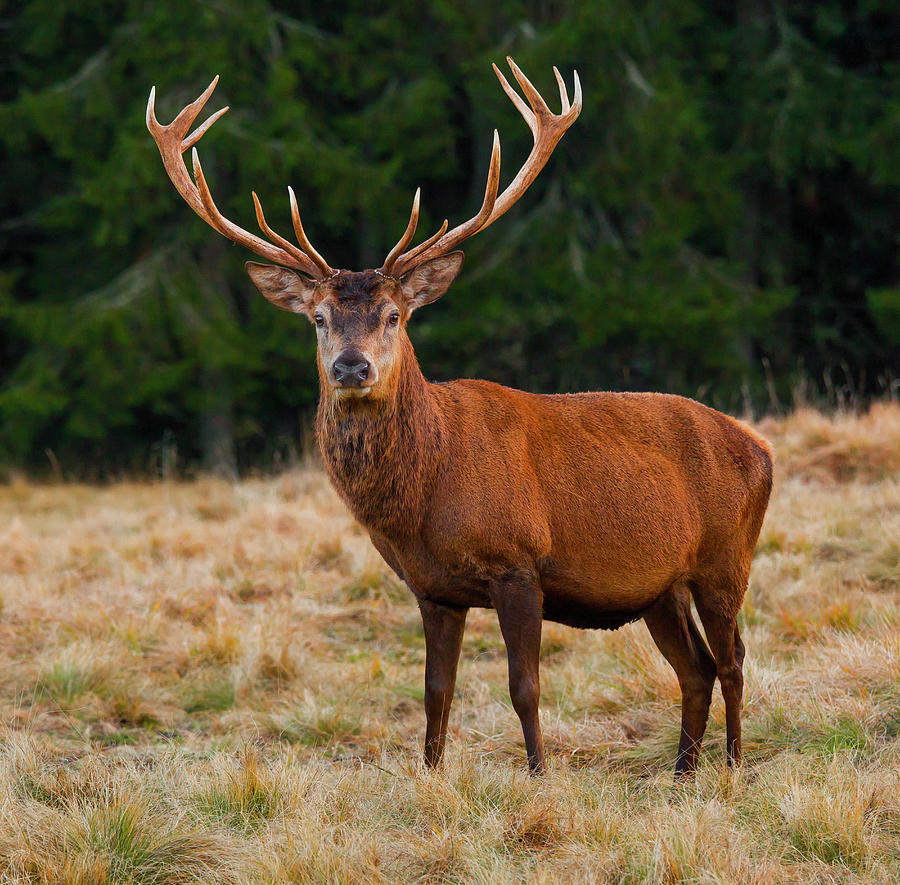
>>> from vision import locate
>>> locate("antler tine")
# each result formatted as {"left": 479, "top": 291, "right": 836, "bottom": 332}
{"left": 553, "top": 66, "right": 570, "bottom": 114}
{"left": 173, "top": 76, "right": 221, "bottom": 135}
{"left": 147, "top": 79, "right": 333, "bottom": 279}
{"left": 505, "top": 56, "right": 551, "bottom": 119}
{"left": 388, "top": 59, "right": 581, "bottom": 274}
{"left": 462, "top": 129, "right": 502, "bottom": 228}
{"left": 183, "top": 105, "right": 230, "bottom": 150}
{"left": 397, "top": 218, "right": 448, "bottom": 266}
{"left": 287, "top": 187, "right": 333, "bottom": 277}
{"left": 572, "top": 70, "right": 583, "bottom": 113}
{"left": 146, "top": 85, "right": 160, "bottom": 132}
{"left": 492, "top": 63, "right": 537, "bottom": 137}
{"left": 391, "top": 129, "right": 501, "bottom": 277}
{"left": 381, "top": 188, "right": 421, "bottom": 274}
{"left": 190, "top": 147, "right": 240, "bottom": 237}
{"left": 251, "top": 190, "right": 320, "bottom": 269}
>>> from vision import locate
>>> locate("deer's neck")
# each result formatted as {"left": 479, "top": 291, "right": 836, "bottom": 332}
{"left": 315, "top": 336, "right": 442, "bottom": 539}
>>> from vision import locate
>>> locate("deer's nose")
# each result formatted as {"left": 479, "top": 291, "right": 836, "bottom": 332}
{"left": 332, "top": 351, "right": 372, "bottom": 387}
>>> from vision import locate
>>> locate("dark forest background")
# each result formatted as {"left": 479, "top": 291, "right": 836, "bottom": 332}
{"left": 1, "top": 0, "right": 899, "bottom": 477}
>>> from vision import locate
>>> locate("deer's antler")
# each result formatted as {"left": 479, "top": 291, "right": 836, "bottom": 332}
{"left": 381, "top": 58, "right": 582, "bottom": 277}
{"left": 146, "top": 76, "right": 333, "bottom": 279}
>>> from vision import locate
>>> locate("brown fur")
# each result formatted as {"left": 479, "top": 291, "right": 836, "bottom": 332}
{"left": 248, "top": 262, "right": 773, "bottom": 777}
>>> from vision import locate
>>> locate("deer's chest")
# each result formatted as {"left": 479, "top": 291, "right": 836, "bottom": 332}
{"left": 366, "top": 513, "right": 539, "bottom": 609}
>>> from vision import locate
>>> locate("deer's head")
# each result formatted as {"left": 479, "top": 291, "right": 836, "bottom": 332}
{"left": 243, "top": 258, "right": 463, "bottom": 400}
{"left": 147, "top": 59, "right": 581, "bottom": 401}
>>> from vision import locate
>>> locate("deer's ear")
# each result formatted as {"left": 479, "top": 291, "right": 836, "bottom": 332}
{"left": 399, "top": 252, "right": 464, "bottom": 313}
{"left": 245, "top": 262, "right": 318, "bottom": 318}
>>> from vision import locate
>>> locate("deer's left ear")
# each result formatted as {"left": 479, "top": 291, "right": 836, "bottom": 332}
{"left": 400, "top": 252, "right": 464, "bottom": 313}
{"left": 246, "top": 262, "right": 318, "bottom": 319}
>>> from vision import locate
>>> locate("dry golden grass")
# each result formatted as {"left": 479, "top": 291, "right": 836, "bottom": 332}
{"left": 1, "top": 403, "right": 898, "bottom": 883}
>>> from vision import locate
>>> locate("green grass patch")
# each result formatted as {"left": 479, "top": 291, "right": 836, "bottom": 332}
{"left": 195, "top": 755, "right": 282, "bottom": 832}
{"left": 66, "top": 798, "right": 225, "bottom": 883}
{"left": 270, "top": 705, "right": 362, "bottom": 747}
{"left": 787, "top": 815, "right": 867, "bottom": 868}
{"left": 820, "top": 716, "right": 874, "bottom": 756}
{"left": 182, "top": 673, "right": 235, "bottom": 713}
{"left": 36, "top": 658, "right": 106, "bottom": 704}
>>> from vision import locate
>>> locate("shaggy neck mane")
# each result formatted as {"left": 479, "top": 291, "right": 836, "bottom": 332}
{"left": 315, "top": 334, "right": 443, "bottom": 538}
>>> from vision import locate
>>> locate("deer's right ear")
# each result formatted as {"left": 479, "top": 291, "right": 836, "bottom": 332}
{"left": 245, "top": 262, "right": 318, "bottom": 318}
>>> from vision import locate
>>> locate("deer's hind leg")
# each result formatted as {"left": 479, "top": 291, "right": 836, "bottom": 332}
{"left": 689, "top": 562, "right": 750, "bottom": 767}
{"left": 643, "top": 585, "right": 717, "bottom": 777}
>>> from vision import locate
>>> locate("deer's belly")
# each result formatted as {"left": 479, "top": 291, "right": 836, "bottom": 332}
{"left": 536, "top": 557, "right": 668, "bottom": 627}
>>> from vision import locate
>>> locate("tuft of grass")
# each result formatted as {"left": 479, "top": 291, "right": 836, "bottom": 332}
{"left": 37, "top": 657, "right": 107, "bottom": 704}
{"left": 195, "top": 750, "right": 282, "bottom": 832}
{"left": 193, "top": 620, "right": 242, "bottom": 664}
{"left": 69, "top": 800, "right": 187, "bottom": 880}
{"left": 182, "top": 672, "right": 235, "bottom": 714}
{"left": 268, "top": 701, "right": 363, "bottom": 747}
{"left": 502, "top": 798, "right": 569, "bottom": 851}
{"left": 256, "top": 645, "right": 301, "bottom": 685}
{"left": 819, "top": 717, "right": 875, "bottom": 757}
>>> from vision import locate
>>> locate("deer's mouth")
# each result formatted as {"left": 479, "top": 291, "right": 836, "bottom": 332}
{"left": 334, "top": 386, "right": 372, "bottom": 400}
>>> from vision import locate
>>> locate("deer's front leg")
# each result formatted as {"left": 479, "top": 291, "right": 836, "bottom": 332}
{"left": 419, "top": 598, "right": 468, "bottom": 768}
{"left": 490, "top": 571, "right": 546, "bottom": 775}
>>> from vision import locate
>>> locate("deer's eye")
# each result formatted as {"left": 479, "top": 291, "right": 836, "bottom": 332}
{"left": 388, "top": 312, "right": 400, "bottom": 326}
{"left": 314, "top": 313, "right": 325, "bottom": 327}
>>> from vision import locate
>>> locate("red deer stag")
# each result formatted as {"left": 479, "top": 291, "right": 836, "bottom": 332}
{"left": 147, "top": 60, "right": 772, "bottom": 776}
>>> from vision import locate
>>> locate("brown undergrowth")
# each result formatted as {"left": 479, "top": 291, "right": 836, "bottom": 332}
{"left": 0, "top": 404, "right": 898, "bottom": 883}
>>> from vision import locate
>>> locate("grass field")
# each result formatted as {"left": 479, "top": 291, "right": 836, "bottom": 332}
{"left": 1, "top": 404, "right": 899, "bottom": 883}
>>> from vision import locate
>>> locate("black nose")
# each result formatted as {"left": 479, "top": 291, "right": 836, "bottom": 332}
{"left": 332, "top": 351, "right": 371, "bottom": 387}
